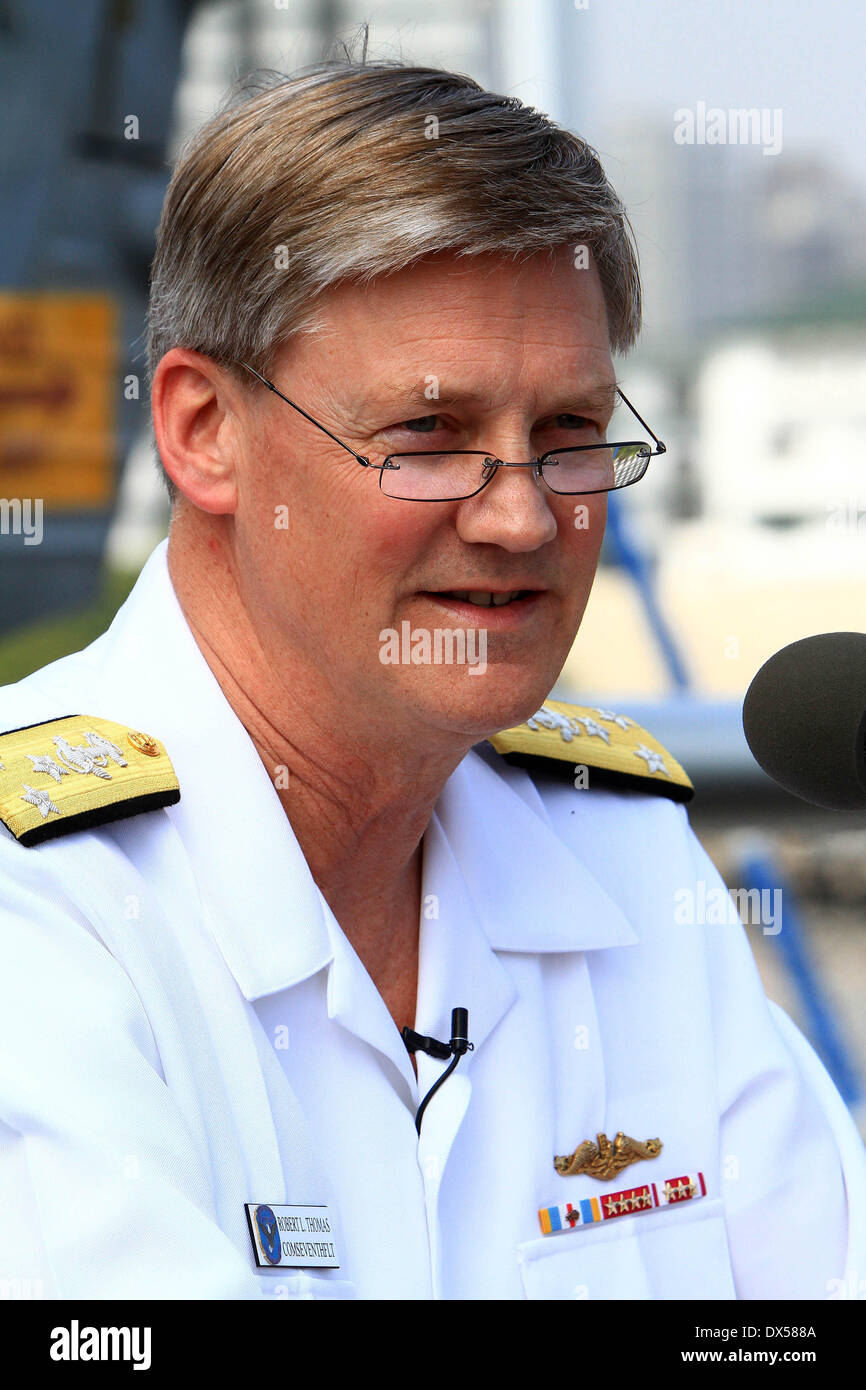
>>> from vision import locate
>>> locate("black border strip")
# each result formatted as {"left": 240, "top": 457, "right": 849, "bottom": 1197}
{"left": 0, "top": 712, "right": 81, "bottom": 738}
{"left": 499, "top": 751, "right": 695, "bottom": 803}
{"left": 16, "top": 788, "right": 181, "bottom": 847}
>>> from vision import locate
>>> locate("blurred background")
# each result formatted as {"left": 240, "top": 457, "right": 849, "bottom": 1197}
{"left": 1, "top": 0, "right": 864, "bottom": 1133}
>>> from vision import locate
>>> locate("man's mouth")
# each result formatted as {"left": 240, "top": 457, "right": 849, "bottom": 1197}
{"left": 431, "top": 588, "right": 536, "bottom": 608}
{"left": 416, "top": 588, "right": 548, "bottom": 623}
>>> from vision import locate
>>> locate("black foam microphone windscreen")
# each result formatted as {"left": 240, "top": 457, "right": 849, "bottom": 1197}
{"left": 742, "top": 632, "right": 866, "bottom": 810}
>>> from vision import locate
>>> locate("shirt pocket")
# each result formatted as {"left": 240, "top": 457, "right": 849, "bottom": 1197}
{"left": 517, "top": 1196, "right": 735, "bottom": 1300}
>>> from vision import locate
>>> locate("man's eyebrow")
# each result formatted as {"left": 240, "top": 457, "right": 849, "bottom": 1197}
{"left": 367, "top": 378, "right": 621, "bottom": 415}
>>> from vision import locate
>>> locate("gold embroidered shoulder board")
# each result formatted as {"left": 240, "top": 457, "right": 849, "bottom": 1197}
{"left": 486, "top": 698, "right": 694, "bottom": 803}
{"left": 0, "top": 715, "right": 180, "bottom": 846}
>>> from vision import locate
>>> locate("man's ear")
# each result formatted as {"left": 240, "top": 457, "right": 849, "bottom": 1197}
{"left": 151, "top": 349, "right": 244, "bottom": 514}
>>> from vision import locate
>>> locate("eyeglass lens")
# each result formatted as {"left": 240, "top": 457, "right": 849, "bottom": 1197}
{"left": 379, "top": 442, "right": 651, "bottom": 500}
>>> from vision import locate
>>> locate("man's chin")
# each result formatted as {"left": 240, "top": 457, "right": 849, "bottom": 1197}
{"left": 407, "top": 666, "right": 559, "bottom": 744}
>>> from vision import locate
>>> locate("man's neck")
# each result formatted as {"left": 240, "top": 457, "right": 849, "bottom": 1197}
{"left": 166, "top": 527, "right": 467, "bottom": 1029}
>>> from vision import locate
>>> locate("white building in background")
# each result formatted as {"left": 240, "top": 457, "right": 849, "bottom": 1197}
{"left": 694, "top": 329, "right": 866, "bottom": 529}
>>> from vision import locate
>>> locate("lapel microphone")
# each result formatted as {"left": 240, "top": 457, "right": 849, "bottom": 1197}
{"left": 402, "top": 1008, "right": 473, "bottom": 1134}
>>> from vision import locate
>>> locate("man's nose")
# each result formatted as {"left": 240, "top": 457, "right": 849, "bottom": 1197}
{"left": 454, "top": 454, "right": 559, "bottom": 552}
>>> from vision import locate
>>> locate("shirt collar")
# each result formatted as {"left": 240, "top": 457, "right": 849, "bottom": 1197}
{"left": 71, "top": 540, "right": 637, "bottom": 1002}
{"left": 433, "top": 747, "right": 640, "bottom": 953}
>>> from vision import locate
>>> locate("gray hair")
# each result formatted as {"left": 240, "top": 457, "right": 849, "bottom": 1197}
{"left": 146, "top": 46, "right": 642, "bottom": 502}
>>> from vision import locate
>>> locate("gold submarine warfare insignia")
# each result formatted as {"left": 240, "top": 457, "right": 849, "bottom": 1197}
{"left": 553, "top": 1131, "right": 663, "bottom": 1180}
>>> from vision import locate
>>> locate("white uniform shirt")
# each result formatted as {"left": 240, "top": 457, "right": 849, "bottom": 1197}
{"left": 0, "top": 539, "right": 864, "bottom": 1300}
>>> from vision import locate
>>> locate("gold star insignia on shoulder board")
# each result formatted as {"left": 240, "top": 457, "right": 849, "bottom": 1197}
{"left": 0, "top": 716, "right": 180, "bottom": 846}
{"left": 485, "top": 698, "right": 693, "bottom": 803}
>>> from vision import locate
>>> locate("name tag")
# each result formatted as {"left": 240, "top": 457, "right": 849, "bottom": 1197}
{"left": 245, "top": 1203, "right": 340, "bottom": 1269}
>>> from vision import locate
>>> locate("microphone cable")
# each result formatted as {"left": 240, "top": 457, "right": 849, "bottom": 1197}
{"left": 401, "top": 1007, "right": 473, "bottom": 1135}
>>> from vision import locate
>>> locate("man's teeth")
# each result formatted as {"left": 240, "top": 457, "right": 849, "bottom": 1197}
{"left": 443, "top": 590, "right": 525, "bottom": 607}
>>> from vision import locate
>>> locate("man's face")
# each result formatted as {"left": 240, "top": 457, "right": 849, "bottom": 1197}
{"left": 230, "top": 246, "right": 614, "bottom": 741}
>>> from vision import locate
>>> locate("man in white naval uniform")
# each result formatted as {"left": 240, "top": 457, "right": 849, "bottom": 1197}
{"left": 1, "top": 539, "right": 864, "bottom": 1301}
{"left": 1, "top": 56, "right": 865, "bottom": 1300}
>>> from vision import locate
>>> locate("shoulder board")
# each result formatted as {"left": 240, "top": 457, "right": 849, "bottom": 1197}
{"left": 486, "top": 698, "right": 693, "bottom": 803}
{"left": 0, "top": 715, "right": 180, "bottom": 847}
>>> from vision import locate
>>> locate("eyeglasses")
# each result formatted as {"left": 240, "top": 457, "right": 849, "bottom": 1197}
{"left": 239, "top": 362, "right": 666, "bottom": 502}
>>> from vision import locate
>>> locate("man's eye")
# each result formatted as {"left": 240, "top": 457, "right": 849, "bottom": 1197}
{"left": 394, "top": 416, "right": 440, "bottom": 434}
{"left": 548, "top": 414, "right": 595, "bottom": 431}
{"left": 383, "top": 413, "right": 600, "bottom": 443}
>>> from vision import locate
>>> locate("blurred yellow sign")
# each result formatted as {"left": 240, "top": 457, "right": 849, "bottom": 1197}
{"left": 0, "top": 292, "right": 117, "bottom": 507}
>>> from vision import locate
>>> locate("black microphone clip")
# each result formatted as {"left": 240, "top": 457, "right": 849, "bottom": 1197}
{"left": 402, "top": 1007, "right": 474, "bottom": 1061}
